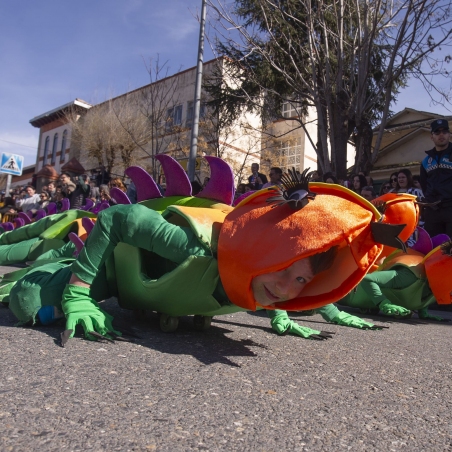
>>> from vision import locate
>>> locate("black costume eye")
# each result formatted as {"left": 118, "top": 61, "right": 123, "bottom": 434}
{"left": 266, "top": 168, "right": 317, "bottom": 211}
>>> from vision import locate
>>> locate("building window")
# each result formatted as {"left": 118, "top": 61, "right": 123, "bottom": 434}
{"left": 51, "top": 133, "right": 58, "bottom": 165}
{"left": 166, "top": 105, "right": 183, "bottom": 130}
{"left": 282, "top": 101, "right": 301, "bottom": 119}
{"left": 60, "top": 130, "right": 67, "bottom": 163}
{"left": 43, "top": 136, "right": 50, "bottom": 165}
{"left": 278, "top": 137, "right": 302, "bottom": 171}
{"left": 186, "top": 101, "right": 206, "bottom": 128}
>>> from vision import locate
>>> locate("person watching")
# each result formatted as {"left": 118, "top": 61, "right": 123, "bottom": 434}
{"left": 379, "top": 181, "right": 392, "bottom": 196}
{"left": 388, "top": 171, "right": 399, "bottom": 191}
{"left": 420, "top": 118, "right": 452, "bottom": 237}
{"left": 248, "top": 163, "right": 268, "bottom": 190}
{"left": 323, "top": 172, "right": 339, "bottom": 184}
{"left": 395, "top": 169, "right": 423, "bottom": 197}
{"left": 99, "top": 184, "right": 117, "bottom": 206}
{"left": 38, "top": 191, "right": 51, "bottom": 209}
{"left": 235, "top": 183, "right": 247, "bottom": 199}
{"left": 412, "top": 175, "right": 422, "bottom": 191}
{"left": 47, "top": 181, "right": 57, "bottom": 201}
{"left": 309, "top": 170, "right": 323, "bottom": 182}
{"left": 0, "top": 197, "right": 17, "bottom": 216}
{"left": 15, "top": 185, "right": 40, "bottom": 214}
{"left": 262, "top": 167, "right": 283, "bottom": 188}
{"left": 360, "top": 186, "right": 377, "bottom": 202}
{"left": 60, "top": 173, "right": 90, "bottom": 209}
{"left": 351, "top": 174, "right": 368, "bottom": 194}
{"left": 108, "top": 178, "right": 127, "bottom": 193}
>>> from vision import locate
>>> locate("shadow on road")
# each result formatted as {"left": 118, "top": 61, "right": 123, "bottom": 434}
{"left": 0, "top": 301, "right": 270, "bottom": 367}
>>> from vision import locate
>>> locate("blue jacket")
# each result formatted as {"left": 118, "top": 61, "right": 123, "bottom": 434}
{"left": 420, "top": 143, "right": 452, "bottom": 203}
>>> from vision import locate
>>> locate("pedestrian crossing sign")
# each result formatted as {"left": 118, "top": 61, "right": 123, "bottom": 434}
{"left": 0, "top": 153, "right": 24, "bottom": 176}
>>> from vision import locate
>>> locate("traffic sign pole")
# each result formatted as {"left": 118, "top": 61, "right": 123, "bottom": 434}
{"left": 5, "top": 174, "right": 12, "bottom": 196}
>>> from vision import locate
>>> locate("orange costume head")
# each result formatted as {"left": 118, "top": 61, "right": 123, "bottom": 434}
{"left": 217, "top": 174, "right": 406, "bottom": 311}
{"left": 423, "top": 241, "right": 452, "bottom": 305}
{"left": 372, "top": 193, "right": 420, "bottom": 260}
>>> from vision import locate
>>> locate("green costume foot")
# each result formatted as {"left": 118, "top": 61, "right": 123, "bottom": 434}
{"left": 331, "top": 311, "right": 385, "bottom": 329}
{"left": 269, "top": 310, "right": 334, "bottom": 340}
{"left": 379, "top": 300, "right": 411, "bottom": 317}
{"left": 61, "top": 284, "right": 121, "bottom": 346}
{"left": 418, "top": 307, "right": 451, "bottom": 322}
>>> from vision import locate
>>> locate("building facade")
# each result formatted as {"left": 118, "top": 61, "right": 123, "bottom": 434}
{"left": 370, "top": 108, "right": 452, "bottom": 183}
{"left": 29, "top": 99, "right": 92, "bottom": 189}
{"left": 27, "top": 59, "right": 359, "bottom": 189}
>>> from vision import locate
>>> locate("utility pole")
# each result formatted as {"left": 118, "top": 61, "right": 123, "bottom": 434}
{"left": 188, "top": 0, "right": 207, "bottom": 181}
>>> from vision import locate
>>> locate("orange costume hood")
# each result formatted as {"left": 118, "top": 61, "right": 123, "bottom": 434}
{"left": 423, "top": 241, "right": 452, "bottom": 305}
{"left": 217, "top": 182, "right": 395, "bottom": 311}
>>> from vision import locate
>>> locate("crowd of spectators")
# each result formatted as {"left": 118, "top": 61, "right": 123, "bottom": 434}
{"left": 0, "top": 169, "right": 133, "bottom": 221}
{"left": 0, "top": 164, "right": 431, "bottom": 218}
{"left": 235, "top": 162, "right": 427, "bottom": 205}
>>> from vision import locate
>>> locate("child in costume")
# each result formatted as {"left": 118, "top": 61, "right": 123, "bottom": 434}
{"left": 331, "top": 192, "right": 452, "bottom": 320}
{"left": 1, "top": 162, "right": 412, "bottom": 344}
{"left": 58, "top": 168, "right": 410, "bottom": 344}
{"left": 336, "top": 244, "right": 452, "bottom": 320}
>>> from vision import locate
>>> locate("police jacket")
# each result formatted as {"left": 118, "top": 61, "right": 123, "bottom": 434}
{"left": 420, "top": 142, "right": 452, "bottom": 203}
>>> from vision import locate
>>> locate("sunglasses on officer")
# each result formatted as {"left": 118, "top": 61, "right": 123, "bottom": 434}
{"left": 432, "top": 128, "right": 450, "bottom": 136}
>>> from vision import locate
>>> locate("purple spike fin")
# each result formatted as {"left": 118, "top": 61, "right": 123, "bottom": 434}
{"left": 68, "top": 232, "right": 84, "bottom": 257}
{"left": 60, "top": 198, "right": 70, "bottom": 212}
{"left": 432, "top": 234, "right": 450, "bottom": 249}
{"left": 35, "top": 210, "right": 47, "bottom": 221}
{"left": 90, "top": 203, "right": 101, "bottom": 215}
{"left": 46, "top": 202, "right": 57, "bottom": 215}
{"left": 197, "top": 156, "right": 235, "bottom": 205}
{"left": 124, "top": 166, "right": 162, "bottom": 202}
{"left": 155, "top": 154, "right": 192, "bottom": 197}
{"left": 82, "top": 217, "right": 96, "bottom": 235}
{"left": 81, "top": 199, "right": 94, "bottom": 211}
{"left": 410, "top": 227, "right": 432, "bottom": 255}
{"left": 18, "top": 212, "right": 32, "bottom": 225}
{"left": 110, "top": 187, "right": 131, "bottom": 205}
{"left": 14, "top": 218, "right": 25, "bottom": 228}
{"left": 97, "top": 202, "right": 110, "bottom": 213}
{"left": 0, "top": 222, "right": 15, "bottom": 231}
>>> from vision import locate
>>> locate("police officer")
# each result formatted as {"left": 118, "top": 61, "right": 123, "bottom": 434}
{"left": 420, "top": 119, "right": 452, "bottom": 237}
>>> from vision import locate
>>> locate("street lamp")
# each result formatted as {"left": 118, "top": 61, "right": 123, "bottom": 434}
{"left": 188, "top": 0, "right": 207, "bottom": 182}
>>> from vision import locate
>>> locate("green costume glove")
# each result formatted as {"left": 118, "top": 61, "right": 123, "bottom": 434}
{"left": 61, "top": 284, "right": 121, "bottom": 342}
{"left": 268, "top": 310, "right": 333, "bottom": 340}
{"left": 418, "top": 307, "right": 450, "bottom": 322}
{"left": 379, "top": 299, "right": 411, "bottom": 317}
{"left": 331, "top": 311, "right": 377, "bottom": 329}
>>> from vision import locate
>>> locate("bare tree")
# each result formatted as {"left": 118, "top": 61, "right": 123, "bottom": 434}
{"left": 207, "top": 0, "right": 452, "bottom": 178}
{"left": 67, "top": 57, "right": 188, "bottom": 178}
{"left": 134, "top": 57, "right": 185, "bottom": 178}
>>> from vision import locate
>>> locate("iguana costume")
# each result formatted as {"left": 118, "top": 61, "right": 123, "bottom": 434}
{"left": 336, "top": 245, "right": 452, "bottom": 319}
{"left": 0, "top": 210, "right": 95, "bottom": 265}
{"left": 0, "top": 158, "right": 421, "bottom": 343}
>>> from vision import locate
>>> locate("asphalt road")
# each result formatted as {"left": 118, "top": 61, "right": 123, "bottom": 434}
{"left": 0, "top": 265, "right": 452, "bottom": 451}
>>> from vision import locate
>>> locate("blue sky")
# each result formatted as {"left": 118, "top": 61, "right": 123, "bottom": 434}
{"left": 0, "top": 0, "right": 451, "bottom": 167}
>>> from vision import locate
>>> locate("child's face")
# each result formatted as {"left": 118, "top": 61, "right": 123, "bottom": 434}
{"left": 251, "top": 258, "right": 315, "bottom": 307}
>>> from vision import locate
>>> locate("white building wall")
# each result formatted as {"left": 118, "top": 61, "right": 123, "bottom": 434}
{"left": 303, "top": 106, "right": 319, "bottom": 171}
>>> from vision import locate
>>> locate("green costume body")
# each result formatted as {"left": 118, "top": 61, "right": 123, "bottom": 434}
{"left": 0, "top": 210, "right": 96, "bottom": 265}
{"left": 71, "top": 203, "right": 245, "bottom": 317}
{"left": 1, "top": 199, "right": 378, "bottom": 338}
{"left": 336, "top": 262, "right": 441, "bottom": 319}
